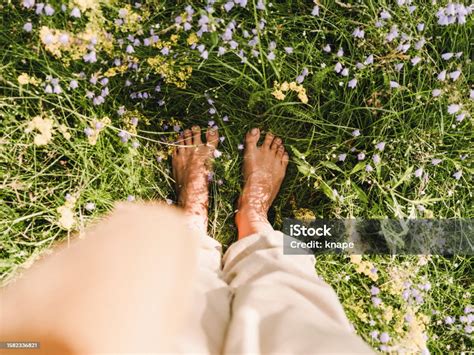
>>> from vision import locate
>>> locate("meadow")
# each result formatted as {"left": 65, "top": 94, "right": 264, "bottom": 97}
{"left": 1, "top": 0, "right": 473, "bottom": 353}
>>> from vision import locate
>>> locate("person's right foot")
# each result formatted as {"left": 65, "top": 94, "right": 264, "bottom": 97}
{"left": 235, "top": 128, "right": 289, "bottom": 239}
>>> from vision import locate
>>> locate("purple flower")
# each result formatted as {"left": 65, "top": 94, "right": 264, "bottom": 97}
{"left": 375, "top": 142, "right": 385, "bottom": 151}
{"left": 370, "top": 286, "right": 380, "bottom": 295}
{"left": 22, "top": 0, "right": 35, "bottom": 8}
{"left": 442, "top": 52, "right": 454, "bottom": 60}
{"left": 447, "top": 104, "right": 461, "bottom": 114}
{"left": 338, "top": 153, "right": 347, "bottom": 162}
{"left": 284, "top": 47, "right": 293, "bottom": 54}
{"left": 44, "top": 3, "right": 54, "bottom": 15}
{"left": 371, "top": 297, "right": 382, "bottom": 306}
{"left": 334, "top": 62, "right": 343, "bottom": 74}
{"left": 69, "top": 80, "right": 78, "bottom": 89}
{"left": 432, "top": 89, "right": 442, "bottom": 97}
{"left": 370, "top": 331, "right": 379, "bottom": 340}
{"left": 311, "top": 5, "right": 320, "bottom": 16}
{"left": 348, "top": 78, "right": 357, "bottom": 88}
{"left": 84, "top": 127, "right": 93, "bottom": 137}
{"left": 85, "top": 202, "right": 96, "bottom": 211}
{"left": 127, "top": 195, "right": 135, "bottom": 202}
{"left": 415, "top": 167, "right": 423, "bottom": 178}
{"left": 417, "top": 23, "right": 425, "bottom": 31}
{"left": 365, "top": 164, "right": 373, "bottom": 172}
{"left": 352, "top": 129, "right": 360, "bottom": 137}
{"left": 373, "top": 154, "right": 381, "bottom": 165}
{"left": 364, "top": 54, "right": 374, "bottom": 65}
{"left": 444, "top": 316, "right": 455, "bottom": 325}
{"left": 23, "top": 22, "right": 33, "bottom": 32}
{"left": 390, "top": 81, "right": 400, "bottom": 88}
{"left": 453, "top": 170, "right": 462, "bottom": 180}
{"left": 431, "top": 158, "right": 442, "bottom": 166}
{"left": 323, "top": 44, "right": 331, "bottom": 53}
{"left": 336, "top": 47, "right": 344, "bottom": 57}
{"left": 238, "top": 144, "right": 244, "bottom": 150}
{"left": 256, "top": 0, "right": 265, "bottom": 10}
{"left": 380, "top": 9, "right": 391, "bottom": 19}
{"left": 470, "top": 90, "right": 474, "bottom": 100}
{"left": 352, "top": 27, "right": 365, "bottom": 38}
{"left": 437, "top": 70, "right": 447, "bottom": 81}
{"left": 341, "top": 68, "right": 349, "bottom": 76}
{"left": 161, "top": 47, "right": 169, "bottom": 55}
{"left": 456, "top": 112, "right": 466, "bottom": 122}
{"left": 267, "top": 52, "right": 275, "bottom": 61}
{"left": 379, "top": 332, "right": 390, "bottom": 344}
{"left": 213, "top": 149, "right": 222, "bottom": 158}
{"left": 449, "top": 70, "right": 461, "bottom": 81}
{"left": 358, "top": 152, "right": 366, "bottom": 161}
{"left": 411, "top": 56, "right": 421, "bottom": 66}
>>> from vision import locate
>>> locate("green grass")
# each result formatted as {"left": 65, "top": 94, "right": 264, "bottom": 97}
{"left": 1, "top": 0, "right": 473, "bottom": 352}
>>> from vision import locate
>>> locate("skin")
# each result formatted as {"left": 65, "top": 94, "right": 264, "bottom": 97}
{"left": 173, "top": 126, "right": 289, "bottom": 239}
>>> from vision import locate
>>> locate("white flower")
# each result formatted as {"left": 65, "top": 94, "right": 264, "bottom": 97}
{"left": 432, "top": 89, "right": 442, "bottom": 97}
{"left": 390, "top": 81, "right": 400, "bottom": 88}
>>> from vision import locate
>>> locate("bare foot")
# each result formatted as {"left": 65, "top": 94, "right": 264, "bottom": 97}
{"left": 235, "top": 128, "right": 289, "bottom": 239}
{"left": 172, "top": 126, "right": 219, "bottom": 232}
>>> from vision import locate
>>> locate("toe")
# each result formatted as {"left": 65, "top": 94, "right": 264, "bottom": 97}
{"left": 271, "top": 137, "right": 282, "bottom": 151}
{"left": 277, "top": 145, "right": 285, "bottom": 158}
{"left": 206, "top": 127, "right": 219, "bottom": 149}
{"left": 282, "top": 152, "right": 289, "bottom": 167}
{"left": 245, "top": 128, "right": 260, "bottom": 149}
{"left": 262, "top": 132, "right": 274, "bottom": 149}
{"left": 177, "top": 133, "right": 185, "bottom": 153}
{"left": 184, "top": 129, "right": 192, "bottom": 145}
{"left": 192, "top": 126, "right": 202, "bottom": 145}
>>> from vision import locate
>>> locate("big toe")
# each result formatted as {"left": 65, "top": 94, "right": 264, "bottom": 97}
{"left": 245, "top": 128, "right": 260, "bottom": 149}
{"left": 206, "top": 127, "right": 219, "bottom": 149}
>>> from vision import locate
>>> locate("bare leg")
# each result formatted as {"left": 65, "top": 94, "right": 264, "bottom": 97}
{"left": 235, "top": 128, "right": 289, "bottom": 239}
{"left": 172, "top": 125, "right": 219, "bottom": 234}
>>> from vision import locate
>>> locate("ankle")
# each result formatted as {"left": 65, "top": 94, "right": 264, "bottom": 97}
{"left": 235, "top": 207, "right": 273, "bottom": 239}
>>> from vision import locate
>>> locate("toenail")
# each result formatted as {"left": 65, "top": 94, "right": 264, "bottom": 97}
{"left": 251, "top": 128, "right": 259, "bottom": 135}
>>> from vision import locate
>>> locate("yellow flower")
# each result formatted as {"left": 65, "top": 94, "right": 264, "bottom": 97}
{"left": 25, "top": 116, "right": 54, "bottom": 146}
{"left": 18, "top": 73, "right": 30, "bottom": 85}
{"left": 272, "top": 90, "right": 286, "bottom": 100}
{"left": 187, "top": 33, "right": 198, "bottom": 46}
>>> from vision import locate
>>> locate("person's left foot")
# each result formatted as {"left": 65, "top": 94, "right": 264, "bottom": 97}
{"left": 172, "top": 126, "right": 219, "bottom": 231}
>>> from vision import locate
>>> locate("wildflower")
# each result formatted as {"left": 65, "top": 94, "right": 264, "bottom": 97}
{"left": 380, "top": 9, "right": 391, "bottom": 19}
{"left": 323, "top": 44, "right": 331, "bottom": 52}
{"left": 334, "top": 62, "right": 343, "bottom": 74}
{"left": 85, "top": 202, "right": 96, "bottom": 211}
{"left": 453, "top": 170, "right": 462, "bottom": 180}
{"left": 370, "top": 331, "right": 379, "bottom": 340}
{"left": 338, "top": 153, "right": 347, "bottom": 162}
{"left": 70, "top": 7, "right": 81, "bottom": 18}
{"left": 411, "top": 56, "right": 421, "bottom": 66}
{"left": 415, "top": 167, "right": 423, "bottom": 178}
{"left": 364, "top": 54, "right": 374, "bottom": 65}
{"left": 372, "top": 297, "right": 382, "bottom": 306}
{"left": 417, "top": 23, "right": 425, "bottom": 31}
{"left": 371, "top": 286, "right": 380, "bottom": 295}
{"left": 444, "top": 316, "right": 455, "bottom": 325}
{"left": 23, "top": 0, "right": 35, "bottom": 8}
{"left": 373, "top": 154, "right": 381, "bottom": 165}
{"left": 449, "top": 70, "right": 461, "bottom": 81}
{"left": 352, "top": 129, "right": 360, "bottom": 137}
{"left": 341, "top": 68, "right": 349, "bottom": 76}
{"left": 437, "top": 70, "right": 447, "bottom": 81}
{"left": 431, "top": 158, "right": 442, "bottom": 166}
{"left": 284, "top": 47, "right": 293, "bottom": 54}
{"left": 390, "top": 81, "right": 400, "bottom": 88}
{"left": 432, "top": 89, "right": 442, "bottom": 97}
{"left": 267, "top": 52, "right": 275, "bottom": 61}
{"left": 365, "top": 164, "right": 373, "bottom": 172}
{"left": 44, "top": 3, "right": 54, "bottom": 15}
{"left": 352, "top": 27, "right": 365, "bottom": 39}
{"left": 127, "top": 195, "right": 135, "bottom": 202}
{"left": 25, "top": 115, "right": 54, "bottom": 146}
{"left": 441, "top": 52, "right": 454, "bottom": 60}
{"left": 238, "top": 144, "right": 244, "bottom": 150}
{"left": 379, "top": 332, "right": 390, "bottom": 344}
{"left": 213, "top": 149, "right": 222, "bottom": 158}
{"left": 447, "top": 104, "right": 460, "bottom": 114}
{"left": 348, "top": 78, "right": 357, "bottom": 88}
{"left": 470, "top": 90, "right": 474, "bottom": 100}
{"left": 23, "top": 22, "right": 33, "bottom": 32}
{"left": 311, "top": 5, "right": 319, "bottom": 16}
{"left": 375, "top": 142, "right": 385, "bottom": 151}
{"left": 336, "top": 48, "right": 344, "bottom": 57}
{"left": 357, "top": 152, "right": 366, "bottom": 161}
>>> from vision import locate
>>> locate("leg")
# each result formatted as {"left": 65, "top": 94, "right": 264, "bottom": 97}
{"left": 0, "top": 202, "right": 199, "bottom": 354}
{"left": 223, "top": 129, "right": 373, "bottom": 354}
{"left": 172, "top": 125, "right": 231, "bottom": 354}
